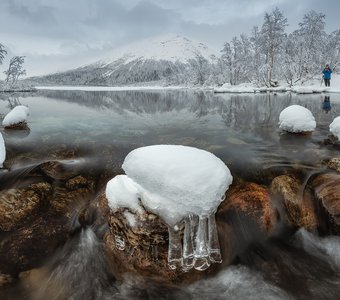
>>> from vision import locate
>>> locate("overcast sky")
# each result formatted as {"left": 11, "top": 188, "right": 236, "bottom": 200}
{"left": 1, "top": 0, "right": 339, "bottom": 77}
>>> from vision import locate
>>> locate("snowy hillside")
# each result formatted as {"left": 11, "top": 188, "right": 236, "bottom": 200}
{"left": 27, "top": 35, "right": 221, "bottom": 87}
{"left": 99, "top": 35, "right": 219, "bottom": 65}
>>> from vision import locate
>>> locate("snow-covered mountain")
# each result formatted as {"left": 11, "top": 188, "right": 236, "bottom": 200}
{"left": 29, "top": 35, "right": 221, "bottom": 86}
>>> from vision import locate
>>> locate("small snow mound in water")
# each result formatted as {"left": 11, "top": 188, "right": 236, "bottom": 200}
{"left": 106, "top": 145, "right": 233, "bottom": 272}
{"left": 278, "top": 105, "right": 316, "bottom": 133}
{"left": 329, "top": 116, "right": 340, "bottom": 140}
{"left": 0, "top": 133, "right": 5, "bottom": 168}
{"left": 2, "top": 105, "right": 29, "bottom": 127}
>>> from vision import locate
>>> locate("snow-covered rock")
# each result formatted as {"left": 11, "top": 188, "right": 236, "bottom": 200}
{"left": 0, "top": 133, "right": 5, "bottom": 168}
{"left": 278, "top": 105, "right": 316, "bottom": 133}
{"left": 106, "top": 145, "right": 233, "bottom": 271}
{"left": 330, "top": 116, "right": 340, "bottom": 140}
{"left": 107, "top": 145, "right": 232, "bottom": 226}
{"left": 2, "top": 106, "right": 29, "bottom": 128}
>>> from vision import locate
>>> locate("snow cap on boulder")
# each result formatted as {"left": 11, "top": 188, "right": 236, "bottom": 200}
{"left": 2, "top": 105, "right": 29, "bottom": 128}
{"left": 106, "top": 145, "right": 233, "bottom": 226}
{"left": 330, "top": 116, "right": 340, "bottom": 140}
{"left": 278, "top": 105, "right": 316, "bottom": 133}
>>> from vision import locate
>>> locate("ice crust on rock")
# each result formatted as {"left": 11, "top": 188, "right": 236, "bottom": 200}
{"left": 278, "top": 105, "right": 316, "bottom": 133}
{"left": 0, "top": 133, "right": 5, "bottom": 168}
{"left": 106, "top": 145, "right": 233, "bottom": 272}
{"left": 2, "top": 105, "right": 29, "bottom": 127}
{"left": 330, "top": 116, "right": 340, "bottom": 140}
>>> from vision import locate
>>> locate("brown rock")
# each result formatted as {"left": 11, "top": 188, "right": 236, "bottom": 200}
{"left": 40, "top": 160, "right": 83, "bottom": 181}
{"left": 326, "top": 157, "right": 340, "bottom": 172}
{"left": 49, "top": 186, "right": 94, "bottom": 217}
{"left": 66, "top": 175, "right": 93, "bottom": 190}
{"left": 312, "top": 173, "right": 340, "bottom": 234}
{"left": 0, "top": 183, "right": 51, "bottom": 231}
{"left": 0, "top": 273, "right": 13, "bottom": 286}
{"left": 0, "top": 212, "right": 71, "bottom": 275}
{"left": 270, "top": 175, "right": 317, "bottom": 230}
{"left": 220, "top": 182, "right": 277, "bottom": 233}
{"left": 104, "top": 204, "right": 178, "bottom": 281}
{"left": 4, "top": 121, "right": 29, "bottom": 130}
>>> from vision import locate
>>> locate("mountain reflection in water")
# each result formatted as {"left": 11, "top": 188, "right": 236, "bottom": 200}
{"left": 0, "top": 90, "right": 340, "bottom": 300}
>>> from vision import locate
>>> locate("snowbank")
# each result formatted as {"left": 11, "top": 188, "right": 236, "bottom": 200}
{"left": 278, "top": 105, "right": 316, "bottom": 133}
{"left": 35, "top": 85, "right": 186, "bottom": 92}
{"left": 106, "top": 145, "right": 232, "bottom": 226}
{"left": 2, "top": 106, "right": 29, "bottom": 127}
{"left": 0, "top": 133, "right": 5, "bottom": 168}
{"left": 215, "top": 74, "right": 340, "bottom": 94}
{"left": 329, "top": 116, "right": 340, "bottom": 140}
{"left": 214, "top": 83, "right": 256, "bottom": 94}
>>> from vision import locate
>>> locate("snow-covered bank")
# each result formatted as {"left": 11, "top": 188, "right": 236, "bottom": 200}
{"left": 35, "top": 85, "right": 188, "bottom": 92}
{"left": 214, "top": 74, "right": 340, "bottom": 94}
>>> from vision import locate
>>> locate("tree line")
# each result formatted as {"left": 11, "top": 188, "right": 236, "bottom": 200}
{"left": 0, "top": 44, "right": 26, "bottom": 87}
{"left": 219, "top": 8, "right": 340, "bottom": 87}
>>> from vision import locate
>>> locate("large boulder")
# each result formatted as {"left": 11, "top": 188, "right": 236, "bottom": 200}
{"left": 311, "top": 173, "right": 340, "bottom": 234}
{"left": 270, "top": 175, "right": 317, "bottom": 231}
{"left": 0, "top": 182, "right": 52, "bottom": 231}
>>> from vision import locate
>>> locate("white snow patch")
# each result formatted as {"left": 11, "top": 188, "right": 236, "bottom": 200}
{"left": 329, "top": 116, "right": 340, "bottom": 140}
{"left": 214, "top": 83, "right": 256, "bottom": 94}
{"left": 278, "top": 105, "right": 316, "bottom": 133}
{"left": 123, "top": 210, "right": 138, "bottom": 228}
{"left": 2, "top": 105, "right": 29, "bottom": 127}
{"left": 106, "top": 175, "right": 144, "bottom": 215}
{"left": 106, "top": 145, "right": 232, "bottom": 226}
{"left": 0, "top": 133, "right": 5, "bottom": 168}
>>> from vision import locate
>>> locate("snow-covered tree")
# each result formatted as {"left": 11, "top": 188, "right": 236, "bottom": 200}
{"left": 220, "top": 35, "right": 252, "bottom": 85}
{"left": 259, "top": 8, "right": 288, "bottom": 86}
{"left": 296, "top": 10, "right": 326, "bottom": 79}
{"left": 4, "top": 56, "right": 26, "bottom": 85}
{"left": 0, "top": 43, "right": 7, "bottom": 65}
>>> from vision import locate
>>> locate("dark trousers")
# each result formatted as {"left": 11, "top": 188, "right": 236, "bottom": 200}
{"left": 324, "top": 78, "right": 330, "bottom": 86}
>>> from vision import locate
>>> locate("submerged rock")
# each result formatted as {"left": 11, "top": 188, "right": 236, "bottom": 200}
{"left": 312, "top": 173, "right": 340, "bottom": 235}
{"left": 220, "top": 182, "right": 277, "bottom": 233}
{"left": 270, "top": 175, "right": 317, "bottom": 230}
{"left": 0, "top": 212, "right": 71, "bottom": 275}
{"left": 0, "top": 182, "right": 52, "bottom": 231}
{"left": 326, "top": 157, "right": 340, "bottom": 172}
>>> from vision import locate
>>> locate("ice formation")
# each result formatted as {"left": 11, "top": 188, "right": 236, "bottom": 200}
{"left": 278, "top": 105, "right": 316, "bottom": 133}
{"left": 2, "top": 105, "right": 29, "bottom": 127}
{"left": 106, "top": 145, "right": 233, "bottom": 271}
{"left": 329, "top": 116, "right": 340, "bottom": 140}
{"left": 0, "top": 133, "right": 5, "bottom": 168}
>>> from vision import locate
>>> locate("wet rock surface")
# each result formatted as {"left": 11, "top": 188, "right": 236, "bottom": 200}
{"left": 270, "top": 175, "right": 317, "bottom": 230}
{"left": 311, "top": 173, "right": 340, "bottom": 234}
{"left": 0, "top": 182, "right": 52, "bottom": 231}
{"left": 220, "top": 182, "right": 277, "bottom": 233}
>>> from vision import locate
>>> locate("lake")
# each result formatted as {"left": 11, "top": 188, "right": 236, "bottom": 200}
{"left": 0, "top": 89, "right": 340, "bottom": 299}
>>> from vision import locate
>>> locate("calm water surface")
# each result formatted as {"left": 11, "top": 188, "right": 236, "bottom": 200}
{"left": 1, "top": 90, "right": 340, "bottom": 299}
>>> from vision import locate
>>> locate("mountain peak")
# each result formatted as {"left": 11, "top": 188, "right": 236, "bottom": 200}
{"left": 100, "top": 34, "right": 219, "bottom": 65}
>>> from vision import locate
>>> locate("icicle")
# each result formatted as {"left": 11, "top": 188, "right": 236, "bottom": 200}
{"left": 182, "top": 215, "right": 195, "bottom": 272}
{"left": 208, "top": 213, "right": 222, "bottom": 263}
{"left": 193, "top": 215, "right": 211, "bottom": 271}
{"left": 168, "top": 225, "right": 182, "bottom": 270}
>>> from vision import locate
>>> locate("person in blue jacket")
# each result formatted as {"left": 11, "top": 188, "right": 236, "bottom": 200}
{"left": 322, "top": 64, "right": 332, "bottom": 86}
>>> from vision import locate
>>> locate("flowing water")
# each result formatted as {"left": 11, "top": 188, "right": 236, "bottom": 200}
{"left": 0, "top": 90, "right": 340, "bottom": 299}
